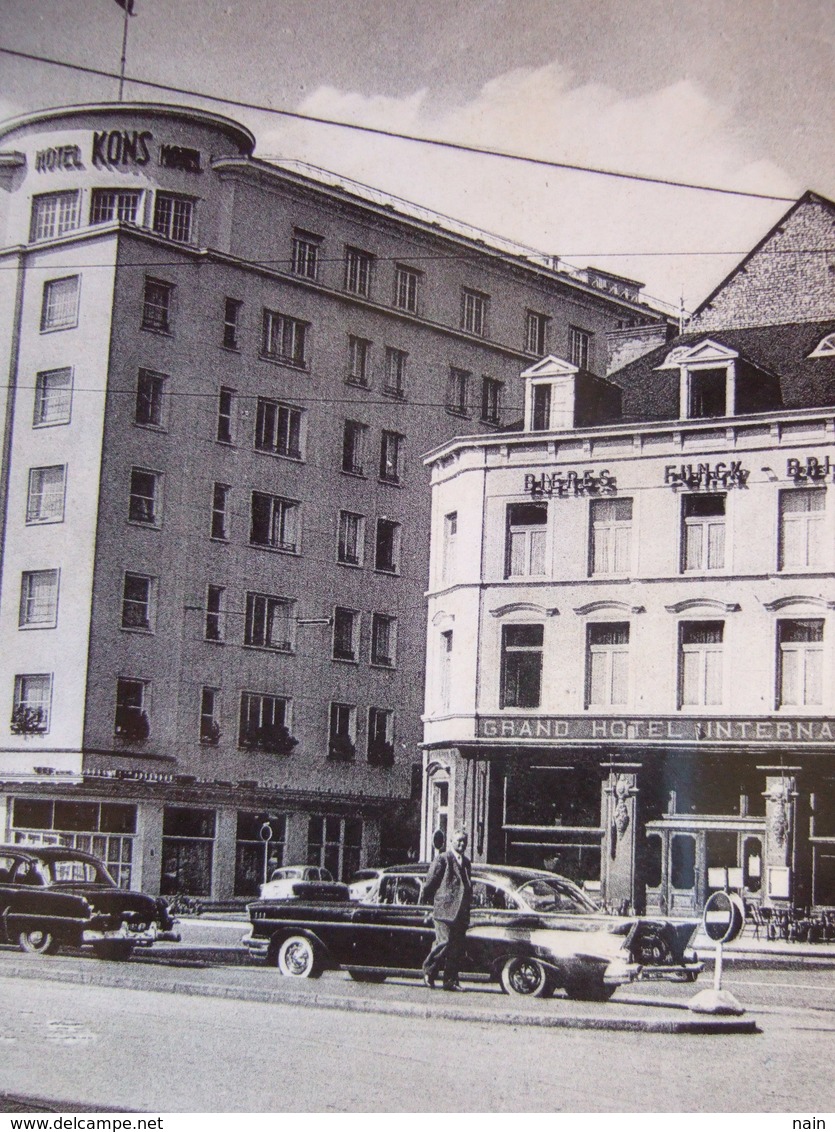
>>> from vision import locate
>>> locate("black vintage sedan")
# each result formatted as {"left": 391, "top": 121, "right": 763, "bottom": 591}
{"left": 0, "top": 845, "right": 179, "bottom": 960}
{"left": 243, "top": 863, "right": 702, "bottom": 1000}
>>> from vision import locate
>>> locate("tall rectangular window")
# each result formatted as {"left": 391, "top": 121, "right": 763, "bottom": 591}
{"left": 347, "top": 336, "right": 372, "bottom": 386}
{"left": 239, "top": 692, "right": 290, "bottom": 752}
{"left": 525, "top": 310, "right": 549, "bottom": 355}
{"left": 342, "top": 420, "right": 367, "bottom": 475}
{"left": 262, "top": 309, "right": 308, "bottom": 367}
{"left": 679, "top": 622, "right": 724, "bottom": 707}
{"left": 442, "top": 512, "right": 457, "bottom": 582}
{"left": 481, "top": 377, "right": 503, "bottom": 425}
{"left": 223, "top": 298, "right": 242, "bottom": 349}
{"left": 569, "top": 326, "right": 592, "bottom": 370}
{"left": 506, "top": 502, "right": 547, "bottom": 577}
{"left": 328, "top": 702, "right": 356, "bottom": 761}
{"left": 217, "top": 387, "right": 235, "bottom": 443}
{"left": 244, "top": 592, "right": 294, "bottom": 651}
{"left": 367, "top": 707, "right": 394, "bottom": 766}
{"left": 447, "top": 368, "right": 470, "bottom": 416}
{"left": 12, "top": 674, "right": 52, "bottom": 734}
{"left": 205, "top": 584, "right": 225, "bottom": 642}
{"left": 152, "top": 193, "right": 194, "bottom": 243}
{"left": 500, "top": 624, "right": 544, "bottom": 708}
{"left": 255, "top": 398, "right": 302, "bottom": 459}
{"left": 384, "top": 347, "right": 407, "bottom": 398}
{"left": 461, "top": 289, "right": 488, "bottom": 336}
{"left": 440, "top": 630, "right": 453, "bottom": 710}
{"left": 121, "top": 573, "right": 155, "bottom": 631}
{"left": 379, "top": 431, "right": 403, "bottom": 483}
{"left": 41, "top": 276, "right": 79, "bottom": 332}
{"left": 307, "top": 815, "right": 362, "bottom": 881}
{"left": 250, "top": 492, "right": 299, "bottom": 553}
{"left": 89, "top": 188, "right": 140, "bottom": 225}
{"left": 586, "top": 623, "right": 629, "bottom": 707}
{"left": 371, "top": 613, "right": 397, "bottom": 667}
{"left": 141, "top": 278, "right": 173, "bottom": 332}
{"left": 777, "top": 619, "right": 823, "bottom": 707}
{"left": 394, "top": 265, "right": 420, "bottom": 313}
{"left": 34, "top": 368, "right": 73, "bottom": 427}
{"left": 589, "top": 497, "right": 632, "bottom": 576}
{"left": 30, "top": 192, "right": 80, "bottom": 242}
{"left": 19, "top": 570, "right": 59, "bottom": 628}
{"left": 332, "top": 608, "right": 359, "bottom": 662}
{"left": 345, "top": 247, "right": 374, "bottom": 297}
{"left": 114, "top": 678, "right": 149, "bottom": 739}
{"left": 135, "top": 370, "right": 166, "bottom": 427}
{"left": 128, "top": 468, "right": 161, "bottom": 525}
{"left": 779, "top": 488, "right": 825, "bottom": 570}
{"left": 682, "top": 493, "right": 725, "bottom": 572}
{"left": 26, "top": 465, "right": 66, "bottom": 524}
{"left": 199, "top": 687, "right": 221, "bottom": 745}
{"left": 292, "top": 231, "right": 321, "bottom": 279}
{"left": 531, "top": 383, "right": 552, "bottom": 431}
{"left": 211, "top": 483, "right": 230, "bottom": 540}
{"left": 338, "top": 511, "right": 364, "bottom": 565}
{"left": 375, "top": 519, "right": 400, "bottom": 573}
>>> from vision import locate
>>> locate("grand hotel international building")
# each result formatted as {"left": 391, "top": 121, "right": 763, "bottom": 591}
{"left": 0, "top": 101, "right": 670, "bottom": 900}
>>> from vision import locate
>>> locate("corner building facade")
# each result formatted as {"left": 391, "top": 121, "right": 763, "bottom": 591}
{"left": 0, "top": 103, "right": 665, "bottom": 899}
{"left": 422, "top": 313, "right": 835, "bottom": 915}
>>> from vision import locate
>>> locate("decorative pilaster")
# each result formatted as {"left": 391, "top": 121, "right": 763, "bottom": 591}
{"left": 601, "top": 762, "right": 641, "bottom": 913}
{"left": 761, "top": 771, "right": 799, "bottom": 906}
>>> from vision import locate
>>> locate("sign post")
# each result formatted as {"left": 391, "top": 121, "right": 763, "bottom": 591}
{"left": 689, "top": 891, "right": 746, "bottom": 1015}
{"left": 260, "top": 821, "right": 273, "bottom": 887}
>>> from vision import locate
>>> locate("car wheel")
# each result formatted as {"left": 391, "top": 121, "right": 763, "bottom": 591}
{"left": 92, "top": 941, "right": 135, "bottom": 962}
{"left": 276, "top": 935, "right": 321, "bottom": 978}
{"left": 18, "top": 929, "right": 60, "bottom": 956}
{"left": 499, "top": 956, "right": 554, "bottom": 998}
{"left": 348, "top": 970, "right": 387, "bottom": 983}
{"left": 562, "top": 975, "right": 616, "bottom": 1002}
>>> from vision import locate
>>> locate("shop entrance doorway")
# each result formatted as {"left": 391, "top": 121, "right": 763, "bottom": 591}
{"left": 644, "top": 819, "right": 764, "bottom": 915}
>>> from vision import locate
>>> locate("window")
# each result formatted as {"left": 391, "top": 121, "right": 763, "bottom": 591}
{"left": 12, "top": 674, "right": 52, "bottom": 734}
{"left": 128, "top": 468, "right": 161, "bottom": 525}
{"left": 461, "top": 289, "right": 488, "bottom": 336}
{"left": 121, "top": 573, "right": 155, "bottom": 631}
{"left": 255, "top": 398, "right": 302, "bottom": 459}
{"left": 569, "top": 326, "right": 592, "bottom": 370}
{"left": 199, "top": 687, "right": 220, "bottom": 745}
{"left": 447, "top": 368, "right": 470, "bottom": 416}
{"left": 586, "top": 623, "right": 629, "bottom": 707}
{"left": 307, "top": 815, "right": 362, "bottom": 881}
{"left": 525, "top": 311, "right": 549, "bottom": 356}
{"left": 506, "top": 502, "right": 547, "bottom": 577}
{"left": 679, "top": 622, "right": 724, "bottom": 708}
{"left": 205, "top": 585, "right": 225, "bottom": 642}
{"left": 480, "top": 377, "right": 503, "bottom": 425}
{"left": 328, "top": 702, "right": 356, "bottom": 761}
{"left": 394, "top": 265, "right": 420, "bottom": 313}
{"left": 250, "top": 492, "right": 299, "bottom": 553}
{"left": 384, "top": 347, "right": 407, "bottom": 398}
{"left": 345, "top": 247, "right": 374, "bottom": 297}
{"left": 342, "top": 420, "right": 367, "bottom": 475}
{"left": 440, "top": 630, "right": 453, "bottom": 710}
{"left": 262, "top": 309, "right": 308, "bottom": 367}
{"left": 244, "top": 592, "right": 294, "bottom": 651}
{"left": 211, "top": 483, "right": 230, "bottom": 540}
{"left": 223, "top": 298, "right": 242, "bottom": 349}
{"left": 141, "top": 278, "right": 173, "bottom": 332}
{"left": 41, "top": 276, "right": 79, "bottom": 332}
{"left": 30, "top": 192, "right": 80, "bottom": 242}
{"left": 332, "top": 608, "right": 359, "bottom": 662}
{"left": 531, "top": 383, "right": 551, "bottom": 432}
{"left": 89, "top": 189, "right": 140, "bottom": 225}
{"left": 687, "top": 368, "right": 727, "bottom": 419}
{"left": 501, "top": 624, "right": 543, "bottom": 708}
{"left": 379, "top": 431, "right": 403, "bottom": 483}
{"left": 152, "top": 193, "right": 194, "bottom": 243}
{"left": 292, "top": 231, "right": 321, "bottom": 280}
{"left": 777, "top": 619, "right": 823, "bottom": 707}
{"left": 371, "top": 613, "right": 397, "bottom": 667}
{"left": 33, "top": 368, "right": 73, "bottom": 427}
{"left": 779, "top": 489, "right": 825, "bottom": 570}
{"left": 375, "top": 519, "right": 401, "bottom": 573}
{"left": 589, "top": 497, "right": 632, "bottom": 576}
{"left": 26, "top": 465, "right": 65, "bottom": 524}
{"left": 135, "top": 370, "right": 166, "bottom": 427}
{"left": 347, "top": 336, "right": 372, "bottom": 386}
{"left": 239, "top": 692, "right": 292, "bottom": 753}
{"left": 367, "top": 707, "right": 394, "bottom": 766}
{"left": 442, "top": 512, "right": 457, "bottom": 582}
{"left": 338, "top": 511, "right": 365, "bottom": 565}
{"left": 217, "top": 387, "right": 235, "bottom": 443}
{"left": 19, "top": 570, "right": 59, "bottom": 628}
{"left": 114, "top": 678, "right": 149, "bottom": 740}
{"left": 682, "top": 493, "right": 725, "bottom": 572}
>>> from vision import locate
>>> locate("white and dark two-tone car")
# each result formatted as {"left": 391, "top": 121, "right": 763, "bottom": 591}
{"left": 244, "top": 863, "right": 702, "bottom": 1000}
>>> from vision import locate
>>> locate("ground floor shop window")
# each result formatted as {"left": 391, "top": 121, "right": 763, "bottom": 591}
{"left": 307, "top": 815, "right": 362, "bottom": 881}
{"left": 161, "top": 807, "right": 215, "bottom": 896}
{"left": 812, "top": 845, "right": 835, "bottom": 906}
{"left": 9, "top": 797, "right": 135, "bottom": 888}
{"left": 234, "top": 811, "right": 286, "bottom": 896}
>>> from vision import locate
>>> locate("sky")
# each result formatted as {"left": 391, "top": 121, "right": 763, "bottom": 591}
{"left": 1, "top": 0, "right": 833, "bottom": 313}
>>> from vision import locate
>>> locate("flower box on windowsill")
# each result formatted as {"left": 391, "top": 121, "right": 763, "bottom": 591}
{"left": 328, "top": 735, "right": 356, "bottom": 762}
{"left": 10, "top": 706, "right": 47, "bottom": 736}
{"left": 114, "top": 710, "right": 150, "bottom": 745}
{"left": 240, "top": 723, "right": 298, "bottom": 757}
{"left": 367, "top": 738, "right": 394, "bottom": 767}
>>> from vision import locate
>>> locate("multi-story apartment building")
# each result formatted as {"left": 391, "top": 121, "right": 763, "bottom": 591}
{"left": 422, "top": 308, "right": 835, "bottom": 915}
{"left": 0, "top": 102, "right": 668, "bottom": 899}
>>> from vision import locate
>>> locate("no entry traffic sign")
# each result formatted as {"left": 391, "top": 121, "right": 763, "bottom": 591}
{"left": 703, "top": 890, "right": 745, "bottom": 943}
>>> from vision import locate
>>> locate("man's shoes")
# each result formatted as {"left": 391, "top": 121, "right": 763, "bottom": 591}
{"left": 423, "top": 971, "right": 436, "bottom": 989}
{"left": 442, "top": 982, "right": 464, "bottom": 992}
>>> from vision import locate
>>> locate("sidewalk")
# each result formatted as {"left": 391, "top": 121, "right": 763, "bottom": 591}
{"left": 693, "top": 927, "right": 835, "bottom": 965}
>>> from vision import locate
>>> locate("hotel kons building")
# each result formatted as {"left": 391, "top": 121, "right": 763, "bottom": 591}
{"left": 0, "top": 102, "right": 667, "bottom": 899}
{"left": 422, "top": 313, "right": 835, "bottom": 915}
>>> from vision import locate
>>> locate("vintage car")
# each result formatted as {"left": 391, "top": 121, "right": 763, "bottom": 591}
{"left": 346, "top": 867, "right": 386, "bottom": 901}
{"left": 243, "top": 863, "right": 702, "bottom": 999}
{"left": 258, "top": 864, "right": 334, "bottom": 899}
{"left": 0, "top": 844, "right": 179, "bottom": 959}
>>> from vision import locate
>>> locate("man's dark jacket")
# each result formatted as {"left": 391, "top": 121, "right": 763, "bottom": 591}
{"left": 420, "top": 850, "right": 472, "bottom": 923}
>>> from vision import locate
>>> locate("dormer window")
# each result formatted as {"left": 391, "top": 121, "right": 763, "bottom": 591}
{"left": 809, "top": 332, "right": 835, "bottom": 359}
{"left": 657, "top": 340, "right": 739, "bottom": 421}
{"left": 688, "top": 368, "right": 727, "bottom": 418}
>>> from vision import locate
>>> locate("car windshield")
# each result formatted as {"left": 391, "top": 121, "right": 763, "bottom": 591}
{"left": 271, "top": 868, "right": 303, "bottom": 880}
{"left": 43, "top": 856, "right": 114, "bottom": 886}
{"left": 516, "top": 877, "right": 598, "bottom": 913}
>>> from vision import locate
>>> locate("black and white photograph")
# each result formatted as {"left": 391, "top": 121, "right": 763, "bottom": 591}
{"left": 0, "top": 0, "right": 833, "bottom": 1118}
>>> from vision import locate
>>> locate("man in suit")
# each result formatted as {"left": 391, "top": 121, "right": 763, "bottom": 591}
{"left": 420, "top": 828, "right": 472, "bottom": 991}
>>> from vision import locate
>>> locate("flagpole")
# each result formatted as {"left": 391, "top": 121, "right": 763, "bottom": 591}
{"left": 118, "top": 2, "right": 130, "bottom": 102}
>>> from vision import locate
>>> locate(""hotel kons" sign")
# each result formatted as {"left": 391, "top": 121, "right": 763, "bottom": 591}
{"left": 476, "top": 715, "right": 835, "bottom": 746}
